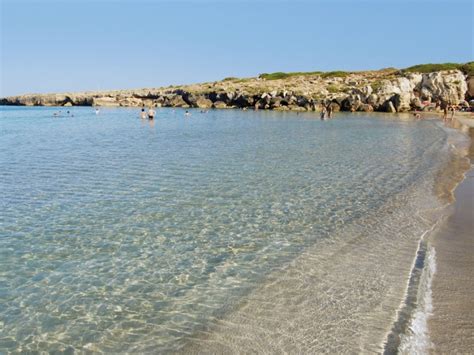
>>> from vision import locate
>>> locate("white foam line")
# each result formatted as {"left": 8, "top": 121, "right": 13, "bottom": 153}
{"left": 381, "top": 221, "right": 440, "bottom": 353}
{"left": 398, "top": 246, "right": 436, "bottom": 354}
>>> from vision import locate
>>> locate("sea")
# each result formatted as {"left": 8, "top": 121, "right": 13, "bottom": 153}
{"left": 0, "top": 106, "right": 468, "bottom": 353}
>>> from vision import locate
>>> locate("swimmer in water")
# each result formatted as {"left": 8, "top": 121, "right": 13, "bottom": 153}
{"left": 148, "top": 107, "right": 156, "bottom": 120}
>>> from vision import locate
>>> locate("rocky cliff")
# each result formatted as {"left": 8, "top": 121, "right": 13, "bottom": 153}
{"left": 2, "top": 63, "right": 473, "bottom": 113}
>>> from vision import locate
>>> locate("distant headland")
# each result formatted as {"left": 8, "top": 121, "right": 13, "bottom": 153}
{"left": 2, "top": 62, "right": 473, "bottom": 113}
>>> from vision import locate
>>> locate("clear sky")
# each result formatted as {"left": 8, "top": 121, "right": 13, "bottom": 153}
{"left": 1, "top": 0, "right": 472, "bottom": 97}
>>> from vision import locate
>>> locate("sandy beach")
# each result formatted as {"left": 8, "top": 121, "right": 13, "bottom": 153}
{"left": 429, "top": 118, "right": 474, "bottom": 353}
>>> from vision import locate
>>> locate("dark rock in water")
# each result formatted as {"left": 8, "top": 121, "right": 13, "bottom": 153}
{"left": 207, "top": 92, "right": 220, "bottom": 102}
{"left": 182, "top": 92, "right": 198, "bottom": 107}
{"left": 232, "top": 94, "right": 253, "bottom": 108}
{"left": 384, "top": 100, "right": 397, "bottom": 113}
{"left": 296, "top": 96, "right": 308, "bottom": 106}
{"left": 220, "top": 92, "right": 234, "bottom": 103}
{"left": 254, "top": 99, "right": 266, "bottom": 110}
{"left": 341, "top": 96, "right": 361, "bottom": 111}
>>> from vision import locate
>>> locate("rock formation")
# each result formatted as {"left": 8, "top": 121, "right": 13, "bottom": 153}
{"left": 2, "top": 65, "right": 472, "bottom": 113}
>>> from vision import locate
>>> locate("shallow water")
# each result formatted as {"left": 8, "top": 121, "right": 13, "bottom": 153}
{"left": 0, "top": 107, "right": 462, "bottom": 352}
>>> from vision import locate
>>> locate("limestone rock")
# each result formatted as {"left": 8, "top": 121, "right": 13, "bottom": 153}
{"left": 419, "top": 70, "right": 467, "bottom": 104}
{"left": 92, "top": 97, "right": 119, "bottom": 107}
{"left": 213, "top": 101, "right": 227, "bottom": 109}
{"left": 168, "top": 95, "right": 189, "bottom": 108}
{"left": 196, "top": 97, "right": 213, "bottom": 109}
{"left": 357, "top": 104, "right": 373, "bottom": 112}
{"left": 466, "top": 76, "right": 474, "bottom": 99}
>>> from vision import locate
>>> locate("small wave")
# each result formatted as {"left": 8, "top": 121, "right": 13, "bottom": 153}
{"left": 398, "top": 247, "right": 436, "bottom": 354}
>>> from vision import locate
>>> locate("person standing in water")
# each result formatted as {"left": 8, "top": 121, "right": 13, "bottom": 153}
{"left": 95, "top": 108, "right": 100, "bottom": 115}
{"left": 320, "top": 105, "right": 326, "bottom": 120}
{"left": 326, "top": 103, "right": 333, "bottom": 119}
{"left": 140, "top": 108, "right": 147, "bottom": 119}
{"left": 148, "top": 107, "right": 156, "bottom": 120}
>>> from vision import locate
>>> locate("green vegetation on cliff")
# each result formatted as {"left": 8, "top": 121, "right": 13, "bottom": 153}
{"left": 259, "top": 71, "right": 323, "bottom": 80}
{"left": 403, "top": 62, "right": 474, "bottom": 75}
{"left": 258, "top": 70, "right": 353, "bottom": 80}
{"left": 257, "top": 62, "right": 473, "bottom": 82}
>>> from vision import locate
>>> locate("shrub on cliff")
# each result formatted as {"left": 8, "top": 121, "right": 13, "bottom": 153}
{"left": 403, "top": 62, "right": 474, "bottom": 75}
{"left": 320, "top": 71, "right": 351, "bottom": 78}
{"left": 259, "top": 71, "right": 322, "bottom": 80}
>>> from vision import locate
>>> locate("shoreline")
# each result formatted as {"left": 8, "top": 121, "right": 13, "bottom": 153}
{"left": 428, "top": 119, "right": 474, "bottom": 353}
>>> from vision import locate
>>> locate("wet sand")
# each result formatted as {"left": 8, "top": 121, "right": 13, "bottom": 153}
{"left": 429, "top": 120, "right": 474, "bottom": 353}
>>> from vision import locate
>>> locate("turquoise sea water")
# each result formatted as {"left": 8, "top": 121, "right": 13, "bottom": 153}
{"left": 0, "top": 107, "right": 456, "bottom": 352}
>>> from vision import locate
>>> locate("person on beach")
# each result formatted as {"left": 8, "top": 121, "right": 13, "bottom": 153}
{"left": 140, "top": 108, "right": 147, "bottom": 119}
{"left": 450, "top": 105, "right": 456, "bottom": 120}
{"left": 443, "top": 105, "right": 448, "bottom": 122}
{"left": 148, "top": 107, "right": 155, "bottom": 120}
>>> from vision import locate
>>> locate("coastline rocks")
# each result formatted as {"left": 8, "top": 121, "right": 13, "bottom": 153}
{"left": 213, "top": 101, "right": 228, "bottom": 109}
{"left": 196, "top": 97, "right": 213, "bottom": 109}
{"left": 92, "top": 97, "right": 118, "bottom": 107}
{"left": 2, "top": 69, "right": 469, "bottom": 113}
{"left": 358, "top": 103, "right": 374, "bottom": 112}
{"left": 385, "top": 101, "right": 397, "bottom": 113}
{"left": 467, "top": 77, "right": 474, "bottom": 99}
{"left": 232, "top": 94, "right": 253, "bottom": 108}
{"left": 418, "top": 70, "right": 467, "bottom": 103}
{"left": 167, "top": 95, "right": 189, "bottom": 108}
{"left": 374, "top": 77, "right": 416, "bottom": 112}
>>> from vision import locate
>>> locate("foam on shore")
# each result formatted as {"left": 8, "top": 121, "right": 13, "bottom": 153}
{"left": 398, "top": 246, "right": 436, "bottom": 354}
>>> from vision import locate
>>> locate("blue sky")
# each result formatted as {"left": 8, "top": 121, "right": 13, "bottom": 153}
{"left": 1, "top": 0, "right": 472, "bottom": 97}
